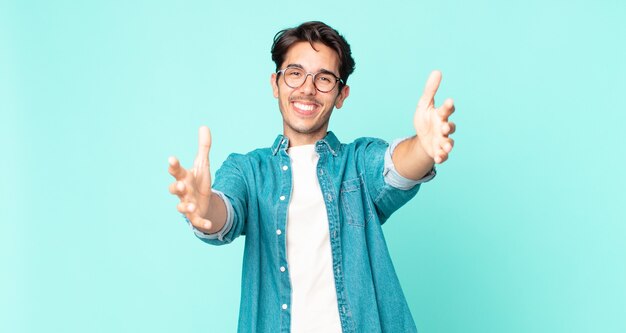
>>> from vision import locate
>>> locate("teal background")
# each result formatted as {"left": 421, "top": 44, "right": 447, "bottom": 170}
{"left": 2, "top": 0, "right": 625, "bottom": 332}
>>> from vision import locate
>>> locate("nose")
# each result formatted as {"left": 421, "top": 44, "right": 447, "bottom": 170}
{"left": 299, "top": 73, "right": 317, "bottom": 95}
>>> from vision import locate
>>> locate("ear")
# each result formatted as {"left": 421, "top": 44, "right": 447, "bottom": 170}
{"left": 334, "top": 85, "right": 350, "bottom": 109}
{"left": 271, "top": 73, "right": 279, "bottom": 98}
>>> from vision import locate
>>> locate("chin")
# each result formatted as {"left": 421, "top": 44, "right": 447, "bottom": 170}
{"left": 286, "top": 121, "right": 323, "bottom": 135}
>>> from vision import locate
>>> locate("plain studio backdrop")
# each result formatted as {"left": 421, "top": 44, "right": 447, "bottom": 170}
{"left": 1, "top": 0, "right": 624, "bottom": 332}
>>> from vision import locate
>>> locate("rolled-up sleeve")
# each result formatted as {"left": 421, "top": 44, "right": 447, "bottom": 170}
{"left": 383, "top": 137, "right": 436, "bottom": 190}
{"left": 187, "top": 189, "right": 234, "bottom": 241}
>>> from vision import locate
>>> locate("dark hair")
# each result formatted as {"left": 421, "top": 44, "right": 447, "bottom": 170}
{"left": 271, "top": 21, "right": 355, "bottom": 86}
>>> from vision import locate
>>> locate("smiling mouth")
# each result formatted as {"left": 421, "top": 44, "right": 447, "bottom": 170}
{"left": 291, "top": 101, "right": 319, "bottom": 116}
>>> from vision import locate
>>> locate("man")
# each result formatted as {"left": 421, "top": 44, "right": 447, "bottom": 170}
{"left": 168, "top": 21, "right": 455, "bottom": 333}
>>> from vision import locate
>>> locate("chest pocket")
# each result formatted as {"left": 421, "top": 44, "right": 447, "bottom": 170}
{"left": 340, "top": 177, "right": 374, "bottom": 227}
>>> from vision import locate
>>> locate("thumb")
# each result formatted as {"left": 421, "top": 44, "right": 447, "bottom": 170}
{"left": 197, "top": 126, "right": 212, "bottom": 160}
{"left": 418, "top": 70, "right": 442, "bottom": 107}
{"left": 193, "top": 126, "right": 212, "bottom": 177}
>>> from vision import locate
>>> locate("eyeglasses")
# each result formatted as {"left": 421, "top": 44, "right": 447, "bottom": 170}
{"left": 277, "top": 67, "right": 343, "bottom": 93}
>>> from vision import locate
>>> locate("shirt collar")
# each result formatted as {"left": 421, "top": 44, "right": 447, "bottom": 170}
{"left": 271, "top": 135, "right": 289, "bottom": 155}
{"left": 271, "top": 131, "right": 340, "bottom": 156}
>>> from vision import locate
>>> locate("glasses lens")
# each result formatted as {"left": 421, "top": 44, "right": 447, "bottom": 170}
{"left": 284, "top": 68, "right": 305, "bottom": 89}
{"left": 314, "top": 73, "right": 337, "bottom": 92}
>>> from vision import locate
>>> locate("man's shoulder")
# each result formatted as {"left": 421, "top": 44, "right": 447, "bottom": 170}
{"left": 214, "top": 148, "right": 271, "bottom": 182}
{"left": 224, "top": 146, "right": 273, "bottom": 163}
{"left": 349, "top": 136, "right": 387, "bottom": 145}
{"left": 340, "top": 136, "right": 389, "bottom": 153}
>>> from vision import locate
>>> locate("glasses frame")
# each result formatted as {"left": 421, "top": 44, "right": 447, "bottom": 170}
{"left": 276, "top": 67, "right": 343, "bottom": 93}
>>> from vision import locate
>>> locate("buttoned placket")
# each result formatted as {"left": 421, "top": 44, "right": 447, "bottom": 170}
{"left": 278, "top": 161, "right": 287, "bottom": 276}
{"left": 277, "top": 139, "right": 293, "bottom": 332}
{"left": 315, "top": 142, "right": 354, "bottom": 332}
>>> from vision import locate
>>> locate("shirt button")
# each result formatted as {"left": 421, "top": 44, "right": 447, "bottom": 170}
{"left": 280, "top": 195, "right": 286, "bottom": 201}
{"left": 280, "top": 266, "right": 286, "bottom": 272}
{"left": 276, "top": 229, "right": 282, "bottom": 235}
{"left": 282, "top": 304, "right": 288, "bottom": 310}
{"left": 282, "top": 165, "right": 288, "bottom": 171}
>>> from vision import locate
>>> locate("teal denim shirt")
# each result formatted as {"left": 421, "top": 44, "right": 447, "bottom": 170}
{"left": 193, "top": 132, "right": 435, "bottom": 332}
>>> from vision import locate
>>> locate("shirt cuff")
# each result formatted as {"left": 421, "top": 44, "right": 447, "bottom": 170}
{"left": 383, "top": 137, "right": 437, "bottom": 190}
{"left": 184, "top": 189, "right": 234, "bottom": 241}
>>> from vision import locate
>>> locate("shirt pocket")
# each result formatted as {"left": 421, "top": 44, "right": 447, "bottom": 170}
{"left": 340, "top": 177, "right": 373, "bottom": 227}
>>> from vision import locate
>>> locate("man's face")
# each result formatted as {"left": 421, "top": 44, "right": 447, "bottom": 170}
{"left": 271, "top": 41, "right": 350, "bottom": 144}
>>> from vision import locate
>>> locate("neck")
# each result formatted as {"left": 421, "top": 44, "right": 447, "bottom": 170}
{"left": 283, "top": 128, "right": 328, "bottom": 147}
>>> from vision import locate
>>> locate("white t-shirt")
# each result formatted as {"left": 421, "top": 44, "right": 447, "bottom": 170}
{"left": 286, "top": 144, "right": 342, "bottom": 333}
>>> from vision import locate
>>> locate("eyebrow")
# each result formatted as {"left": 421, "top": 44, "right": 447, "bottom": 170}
{"left": 285, "top": 63, "right": 339, "bottom": 78}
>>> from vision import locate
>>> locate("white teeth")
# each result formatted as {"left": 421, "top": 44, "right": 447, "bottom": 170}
{"left": 294, "top": 102, "right": 315, "bottom": 111}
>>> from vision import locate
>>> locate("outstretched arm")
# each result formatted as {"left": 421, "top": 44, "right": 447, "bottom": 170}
{"left": 168, "top": 126, "right": 227, "bottom": 234}
{"left": 392, "top": 70, "right": 456, "bottom": 180}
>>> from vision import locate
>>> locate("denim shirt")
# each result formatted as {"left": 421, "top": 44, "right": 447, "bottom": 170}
{"left": 194, "top": 132, "right": 435, "bottom": 333}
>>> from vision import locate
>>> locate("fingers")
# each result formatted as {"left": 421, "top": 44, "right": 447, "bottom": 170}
{"left": 175, "top": 201, "right": 198, "bottom": 221}
{"left": 195, "top": 126, "right": 212, "bottom": 167}
{"left": 419, "top": 70, "right": 442, "bottom": 106}
{"left": 177, "top": 205, "right": 214, "bottom": 231}
{"left": 442, "top": 138, "right": 455, "bottom": 153}
{"left": 168, "top": 156, "right": 187, "bottom": 180}
{"left": 177, "top": 203, "right": 214, "bottom": 231}
{"left": 188, "top": 214, "right": 213, "bottom": 231}
{"left": 174, "top": 192, "right": 197, "bottom": 218}
{"left": 437, "top": 98, "right": 455, "bottom": 120}
{"left": 434, "top": 138, "right": 454, "bottom": 164}
{"left": 169, "top": 181, "right": 186, "bottom": 196}
{"left": 442, "top": 122, "right": 456, "bottom": 136}
{"left": 177, "top": 201, "right": 193, "bottom": 214}
{"left": 438, "top": 99, "right": 456, "bottom": 138}
{"left": 434, "top": 151, "right": 447, "bottom": 164}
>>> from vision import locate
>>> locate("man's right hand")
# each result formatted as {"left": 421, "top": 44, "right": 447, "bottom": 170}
{"left": 168, "top": 126, "right": 226, "bottom": 234}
